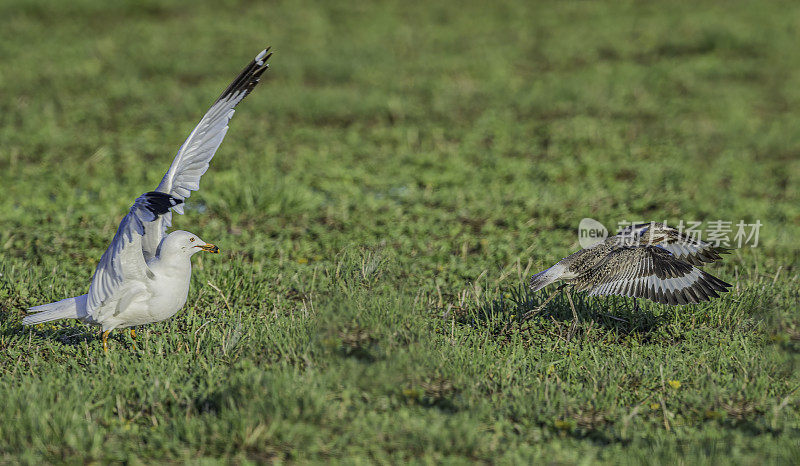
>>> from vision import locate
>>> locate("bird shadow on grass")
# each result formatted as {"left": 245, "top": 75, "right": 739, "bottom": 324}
{"left": 458, "top": 284, "right": 675, "bottom": 344}
{"left": 23, "top": 325, "right": 98, "bottom": 348}
{"left": 3, "top": 311, "right": 126, "bottom": 351}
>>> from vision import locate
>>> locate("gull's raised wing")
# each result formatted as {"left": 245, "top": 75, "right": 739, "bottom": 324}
{"left": 579, "top": 246, "right": 731, "bottom": 305}
{"left": 140, "top": 47, "right": 273, "bottom": 260}
{"left": 87, "top": 192, "right": 183, "bottom": 320}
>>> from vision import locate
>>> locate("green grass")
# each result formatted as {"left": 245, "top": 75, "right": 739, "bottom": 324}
{"left": 1, "top": 0, "right": 799, "bottom": 463}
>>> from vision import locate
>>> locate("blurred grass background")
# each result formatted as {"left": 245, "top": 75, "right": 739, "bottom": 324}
{"left": 1, "top": 0, "right": 798, "bottom": 463}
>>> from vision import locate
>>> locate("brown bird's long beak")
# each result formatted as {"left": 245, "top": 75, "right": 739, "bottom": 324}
{"left": 196, "top": 243, "right": 220, "bottom": 254}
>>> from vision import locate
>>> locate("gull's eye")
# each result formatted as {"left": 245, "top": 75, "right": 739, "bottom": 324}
{"left": 190, "top": 237, "right": 195, "bottom": 242}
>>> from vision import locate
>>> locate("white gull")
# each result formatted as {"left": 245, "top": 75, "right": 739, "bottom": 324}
{"left": 23, "top": 47, "right": 273, "bottom": 351}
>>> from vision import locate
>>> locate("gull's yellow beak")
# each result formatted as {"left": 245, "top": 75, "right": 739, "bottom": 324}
{"left": 196, "top": 243, "right": 220, "bottom": 254}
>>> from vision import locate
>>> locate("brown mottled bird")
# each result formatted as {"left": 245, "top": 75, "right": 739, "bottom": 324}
{"left": 527, "top": 222, "right": 732, "bottom": 334}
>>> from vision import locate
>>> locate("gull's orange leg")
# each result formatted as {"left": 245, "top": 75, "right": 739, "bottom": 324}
{"left": 130, "top": 328, "right": 136, "bottom": 339}
{"left": 102, "top": 330, "right": 110, "bottom": 352}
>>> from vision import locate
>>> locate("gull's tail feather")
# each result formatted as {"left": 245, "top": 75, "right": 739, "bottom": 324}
{"left": 23, "top": 295, "right": 87, "bottom": 326}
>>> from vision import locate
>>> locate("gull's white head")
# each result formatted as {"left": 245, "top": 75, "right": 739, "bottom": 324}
{"left": 160, "top": 230, "right": 219, "bottom": 258}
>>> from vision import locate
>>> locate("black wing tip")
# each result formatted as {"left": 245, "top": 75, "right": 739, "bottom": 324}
{"left": 214, "top": 46, "right": 273, "bottom": 104}
{"left": 142, "top": 191, "right": 183, "bottom": 204}
{"left": 140, "top": 191, "right": 183, "bottom": 216}
{"left": 254, "top": 47, "right": 273, "bottom": 66}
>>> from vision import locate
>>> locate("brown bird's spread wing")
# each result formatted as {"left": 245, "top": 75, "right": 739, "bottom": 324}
{"left": 620, "top": 222, "right": 731, "bottom": 266}
{"left": 577, "top": 246, "right": 731, "bottom": 305}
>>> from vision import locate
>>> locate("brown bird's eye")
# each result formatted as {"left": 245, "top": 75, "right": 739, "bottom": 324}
{"left": 190, "top": 238, "right": 195, "bottom": 242}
